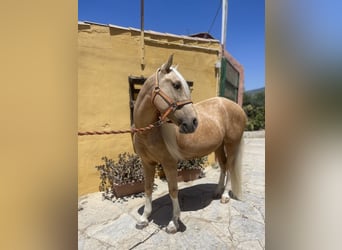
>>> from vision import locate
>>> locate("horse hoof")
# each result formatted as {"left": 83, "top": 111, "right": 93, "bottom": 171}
{"left": 220, "top": 196, "right": 230, "bottom": 204}
{"left": 136, "top": 221, "right": 148, "bottom": 230}
{"left": 166, "top": 226, "right": 178, "bottom": 234}
{"left": 229, "top": 190, "right": 239, "bottom": 200}
{"left": 166, "top": 221, "right": 178, "bottom": 234}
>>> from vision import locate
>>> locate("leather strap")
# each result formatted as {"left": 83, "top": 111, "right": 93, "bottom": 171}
{"left": 151, "top": 69, "right": 193, "bottom": 121}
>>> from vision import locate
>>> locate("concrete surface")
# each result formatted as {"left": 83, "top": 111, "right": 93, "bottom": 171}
{"left": 78, "top": 134, "right": 265, "bottom": 249}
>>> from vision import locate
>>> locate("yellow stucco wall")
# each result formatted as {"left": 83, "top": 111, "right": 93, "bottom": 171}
{"left": 78, "top": 23, "right": 221, "bottom": 196}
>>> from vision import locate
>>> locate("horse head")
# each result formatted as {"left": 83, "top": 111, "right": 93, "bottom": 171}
{"left": 152, "top": 55, "right": 198, "bottom": 134}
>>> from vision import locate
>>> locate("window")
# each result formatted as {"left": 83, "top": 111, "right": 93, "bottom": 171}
{"left": 219, "top": 58, "right": 240, "bottom": 102}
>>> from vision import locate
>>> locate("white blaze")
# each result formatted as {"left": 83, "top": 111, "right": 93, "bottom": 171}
{"left": 170, "top": 67, "right": 190, "bottom": 96}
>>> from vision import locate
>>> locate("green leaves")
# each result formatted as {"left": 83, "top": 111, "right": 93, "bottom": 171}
{"left": 177, "top": 156, "right": 208, "bottom": 171}
{"left": 243, "top": 90, "right": 265, "bottom": 131}
{"left": 95, "top": 153, "right": 144, "bottom": 200}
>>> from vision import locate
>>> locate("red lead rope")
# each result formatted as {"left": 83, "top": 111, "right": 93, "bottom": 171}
{"left": 77, "top": 120, "right": 164, "bottom": 136}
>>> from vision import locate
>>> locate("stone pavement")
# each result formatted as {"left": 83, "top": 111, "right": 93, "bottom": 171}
{"left": 78, "top": 134, "right": 265, "bottom": 249}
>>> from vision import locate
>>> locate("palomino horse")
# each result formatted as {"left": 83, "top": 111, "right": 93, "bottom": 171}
{"left": 133, "top": 55, "right": 247, "bottom": 233}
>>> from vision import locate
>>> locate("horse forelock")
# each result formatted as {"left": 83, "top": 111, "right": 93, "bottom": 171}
{"left": 170, "top": 66, "right": 190, "bottom": 96}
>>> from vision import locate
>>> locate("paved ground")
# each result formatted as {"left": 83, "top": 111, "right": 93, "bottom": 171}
{"left": 78, "top": 132, "right": 265, "bottom": 249}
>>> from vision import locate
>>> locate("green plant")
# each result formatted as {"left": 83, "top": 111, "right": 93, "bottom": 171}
{"left": 177, "top": 156, "right": 208, "bottom": 171}
{"left": 95, "top": 153, "right": 144, "bottom": 199}
{"left": 244, "top": 104, "right": 265, "bottom": 131}
{"left": 155, "top": 156, "right": 208, "bottom": 179}
{"left": 243, "top": 90, "right": 265, "bottom": 131}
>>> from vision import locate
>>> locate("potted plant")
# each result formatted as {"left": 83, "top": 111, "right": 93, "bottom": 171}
{"left": 95, "top": 153, "right": 145, "bottom": 199}
{"left": 177, "top": 156, "right": 207, "bottom": 182}
{"left": 156, "top": 156, "right": 207, "bottom": 182}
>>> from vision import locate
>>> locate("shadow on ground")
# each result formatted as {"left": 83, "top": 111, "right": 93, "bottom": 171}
{"left": 137, "top": 183, "right": 218, "bottom": 231}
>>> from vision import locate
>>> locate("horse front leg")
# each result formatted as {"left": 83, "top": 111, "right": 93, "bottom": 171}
{"left": 136, "top": 161, "right": 155, "bottom": 229}
{"left": 163, "top": 162, "right": 180, "bottom": 234}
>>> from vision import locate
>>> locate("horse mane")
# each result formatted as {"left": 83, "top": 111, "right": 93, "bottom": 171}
{"left": 139, "top": 74, "right": 156, "bottom": 97}
{"left": 161, "top": 123, "right": 184, "bottom": 161}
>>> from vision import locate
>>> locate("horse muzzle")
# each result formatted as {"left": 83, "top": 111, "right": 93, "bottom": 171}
{"left": 179, "top": 117, "right": 198, "bottom": 134}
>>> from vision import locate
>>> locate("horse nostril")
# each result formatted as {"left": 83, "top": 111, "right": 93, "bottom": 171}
{"left": 181, "top": 122, "right": 188, "bottom": 130}
{"left": 192, "top": 118, "right": 198, "bottom": 127}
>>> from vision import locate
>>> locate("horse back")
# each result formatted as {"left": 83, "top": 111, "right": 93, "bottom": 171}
{"left": 195, "top": 97, "right": 247, "bottom": 142}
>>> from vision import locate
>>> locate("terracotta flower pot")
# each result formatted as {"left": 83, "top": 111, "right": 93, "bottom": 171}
{"left": 112, "top": 181, "right": 145, "bottom": 198}
{"left": 177, "top": 169, "right": 202, "bottom": 182}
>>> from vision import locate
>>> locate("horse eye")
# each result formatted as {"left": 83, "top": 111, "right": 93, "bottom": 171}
{"left": 172, "top": 82, "right": 181, "bottom": 90}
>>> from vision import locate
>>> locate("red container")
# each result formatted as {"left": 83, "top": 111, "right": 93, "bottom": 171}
{"left": 112, "top": 182, "right": 145, "bottom": 198}
{"left": 177, "top": 169, "right": 201, "bottom": 182}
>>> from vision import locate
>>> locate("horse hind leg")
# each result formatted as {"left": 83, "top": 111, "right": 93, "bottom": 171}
{"left": 214, "top": 143, "right": 227, "bottom": 199}
{"left": 221, "top": 139, "right": 244, "bottom": 203}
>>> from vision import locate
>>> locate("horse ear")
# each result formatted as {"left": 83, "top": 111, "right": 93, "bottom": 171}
{"left": 160, "top": 54, "right": 174, "bottom": 73}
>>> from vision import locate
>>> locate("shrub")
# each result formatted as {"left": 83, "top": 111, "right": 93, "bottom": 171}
{"left": 244, "top": 105, "right": 265, "bottom": 131}
{"left": 177, "top": 156, "right": 208, "bottom": 171}
{"left": 156, "top": 156, "right": 208, "bottom": 179}
{"left": 95, "top": 153, "right": 144, "bottom": 199}
{"left": 243, "top": 90, "right": 265, "bottom": 131}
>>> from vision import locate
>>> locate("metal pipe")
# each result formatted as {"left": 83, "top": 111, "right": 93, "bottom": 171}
{"left": 140, "top": 0, "right": 145, "bottom": 69}
{"left": 221, "top": 0, "right": 228, "bottom": 50}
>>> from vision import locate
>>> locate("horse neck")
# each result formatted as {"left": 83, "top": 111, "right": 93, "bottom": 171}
{"left": 133, "top": 75, "right": 159, "bottom": 128}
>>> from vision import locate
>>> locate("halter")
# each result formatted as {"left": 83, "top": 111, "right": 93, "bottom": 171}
{"left": 151, "top": 68, "right": 193, "bottom": 121}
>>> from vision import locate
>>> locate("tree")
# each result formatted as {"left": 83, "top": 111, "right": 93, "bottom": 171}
{"left": 243, "top": 89, "right": 265, "bottom": 131}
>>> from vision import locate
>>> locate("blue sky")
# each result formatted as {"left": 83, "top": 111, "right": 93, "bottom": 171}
{"left": 79, "top": 0, "right": 265, "bottom": 91}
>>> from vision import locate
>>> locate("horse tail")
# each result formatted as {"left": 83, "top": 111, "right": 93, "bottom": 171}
{"left": 229, "top": 138, "right": 244, "bottom": 200}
